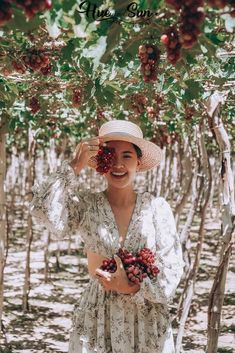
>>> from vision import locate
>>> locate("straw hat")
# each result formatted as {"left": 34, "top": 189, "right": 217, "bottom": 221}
{"left": 87, "top": 120, "right": 163, "bottom": 172}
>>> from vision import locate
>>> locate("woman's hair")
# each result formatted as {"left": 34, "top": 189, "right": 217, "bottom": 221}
{"left": 106, "top": 140, "right": 142, "bottom": 158}
{"left": 132, "top": 143, "right": 142, "bottom": 158}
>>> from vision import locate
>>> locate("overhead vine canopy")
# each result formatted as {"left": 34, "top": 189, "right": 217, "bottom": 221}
{"left": 0, "top": 0, "right": 234, "bottom": 151}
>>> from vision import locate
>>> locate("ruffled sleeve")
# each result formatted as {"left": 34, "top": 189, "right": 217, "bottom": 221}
{"left": 130, "top": 196, "right": 185, "bottom": 306}
{"left": 29, "top": 159, "right": 88, "bottom": 239}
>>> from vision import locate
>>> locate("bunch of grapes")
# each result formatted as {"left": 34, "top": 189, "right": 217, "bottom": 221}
{"left": 160, "top": 26, "right": 182, "bottom": 65}
{"left": 15, "top": 0, "right": 52, "bottom": 19}
{"left": 129, "top": 93, "right": 149, "bottom": 115}
{"left": 179, "top": 1, "right": 205, "bottom": 49}
{"left": 151, "top": 125, "right": 179, "bottom": 148}
{"left": 40, "top": 63, "right": 52, "bottom": 75}
{"left": 100, "top": 257, "right": 117, "bottom": 273}
{"left": 184, "top": 104, "right": 196, "bottom": 121}
{"left": 0, "top": 1, "right": 13, "bottom": 27}
{"left": 29, "top": 97, "right": 40, "bottom": 113}
{"left": 146, "top": 106, "right": 157, "bottom": 120}
{"left": 23, "top": 50, "right": 50, "bottom": 72}
{"left": 95, "top": 145, "right": 116, "bottom": 174}
{"left": 12, "top": 60, "right": 26, "bottom": 74}
{"left": 96, "top": 106, "right": 106, "bottom": 121}
{"left": 136, "top": 248, "right": 160, "bottom": 280}
{"left": 100, "top": 247, "right": 160, "bottom": 286}
{"left": 138, "top": 44, "right": 161, "bottom": 83}
{"left": 72, "top": 88, "right": 82, "bottom": 108}
{"left": 162, "top": 1, "right": 204, "bottom": 62}
{"left": 0, "top": 0, "right": 52, "bottom": 26}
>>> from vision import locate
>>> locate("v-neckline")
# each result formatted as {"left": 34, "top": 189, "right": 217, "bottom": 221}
{"left": 101, "top": 191, "right": 140, "bottom": 248}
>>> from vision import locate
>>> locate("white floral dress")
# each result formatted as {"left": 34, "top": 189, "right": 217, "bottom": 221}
{"left": 29, "top": 159, "right": 185, "bottom": 353}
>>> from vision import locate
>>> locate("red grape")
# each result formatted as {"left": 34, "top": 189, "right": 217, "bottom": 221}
{"left": 15, "top": 0, "right": 52, "bottom": 19}
{"left": 23, "top": 50, "right": 50, "bottom": 72}
{"left": 29, "top": 97, "right": 40, "bottom": 113}
{"left": 99, "top": 247, "right": 160, "bottom": 285}
{"left": 72, "top": 88, "right": 82, "bottom": 107}
{"left": 0, "top": 1, "right": 13, "bottom": 27}
{"left": 12, "top": 60, "right": 27, "bottom": 74}
{"left": 138, "top": 44, "right": 161, "bottom": 83}
{"left": 95, "top": 145, "right": 116, "bottom": 175}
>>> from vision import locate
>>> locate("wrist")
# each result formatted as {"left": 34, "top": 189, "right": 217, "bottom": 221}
{"left": 69, "top": 159, "right": 82, "bottom": 176}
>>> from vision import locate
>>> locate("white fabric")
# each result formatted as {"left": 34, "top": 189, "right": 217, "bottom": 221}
{"left": 29, "top": 159, "right": 186, "bottom": 353}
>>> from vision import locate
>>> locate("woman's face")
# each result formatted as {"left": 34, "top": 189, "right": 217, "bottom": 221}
{"left": 104, "top": 140, "right": 141, "bottom": 189}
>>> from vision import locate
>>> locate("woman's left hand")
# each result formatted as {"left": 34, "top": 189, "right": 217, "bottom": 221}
{"left": 95, "top": 255, "right": 133, "bottom": 294}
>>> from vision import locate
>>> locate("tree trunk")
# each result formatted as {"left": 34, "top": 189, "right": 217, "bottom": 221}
{"left": 175, "top": 120, "right": 212, "bottom": 353}
{"left": 175, "top": 137, "right": 193, "bottom": 227}
{"left": 22, "top": 128, "right": 36, "bottom": 312}
{"left": 205, "top": 91, "right": 235, "bottom": 353}
{"left": 44, "top": 230, "right": 51, "bottom": 283}
{"left": 0, "top": 131, "right": 6, "bottom": 331}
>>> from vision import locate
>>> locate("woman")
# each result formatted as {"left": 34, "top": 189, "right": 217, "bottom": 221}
{"left": 29, "top": 119, "right": 185, "bottom": 353}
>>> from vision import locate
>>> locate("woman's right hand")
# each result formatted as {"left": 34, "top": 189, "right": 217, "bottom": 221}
{"left": 70, "top": 137, "right": 104, "bottom": 175}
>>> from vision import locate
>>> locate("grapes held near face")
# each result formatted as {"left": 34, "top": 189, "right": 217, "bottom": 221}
{"left": 95, "top": 145, "right": 116, "bottom": 175}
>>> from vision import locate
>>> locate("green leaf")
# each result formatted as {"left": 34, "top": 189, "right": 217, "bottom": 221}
{"left": 6, "top": 7, "right": 43, "bottom": 32}
{"left": 62, "top": 0, "right": 77, "bottom": 12}
{"left": 100, "top": 22, "right": 122, "bottom": 63}
{"left": 183, "top": 80, "right": 202, "bottom": 101}
{"left": 74, "top": 9, "right": 82, "bottom": 24}
{"left": 61, "top": 40, "right": 75, "bottom": 61}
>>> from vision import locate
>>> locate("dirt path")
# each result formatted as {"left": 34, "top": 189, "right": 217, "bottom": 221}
{"left": 1, "top": 208, "right": 234, "bottom": 353}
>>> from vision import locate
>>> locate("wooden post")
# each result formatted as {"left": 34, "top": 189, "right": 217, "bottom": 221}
{"left": 0, "top": 131, "right": 6, "bottom": 331}
{"left": 205, "top": 91, "right": 235, "bottom": 353}
{"left": 175, "top": 120, "right": 212, "bottom": 353}
{"left": 22, "top": 128, "right": 36, "bottom": 312}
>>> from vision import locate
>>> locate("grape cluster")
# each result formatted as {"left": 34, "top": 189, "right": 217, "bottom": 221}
{"left": 162, "top": 1, "right": 205, "bottom": 63}
{"left": 12, "top": 60, "right": 26, "bottom": 74}
{"left": 100, "top": 257, "right": 117, "bottom": 273}
{"left": 151, "top": 125, "right": 179, "bottom": 148}
{"left": 40, "top": 63, "right": 52, "bottom": 75}
{"left": 179, "top": 1, "right": 205, "bottom": 49}
{"left": 96, "top": 106, "right": 106, "bottom": 121}
{"left": 15, "top": 0, "right": 52, "bottom": 19}
{"left": 0, "top": 1, "right": 13, "bottom": 27}
{"left": 72, "top": 88, "right": 82, "bottom": 108}
{"left": 138, "top": 44, "right": 161, "bottom": 83}
{"left": 161, "top": 26, "right": 182, "bottom": 65}
{"left": 0, "top": 0, "right": 52, "bottom": 26}
{"left": 100, "top": 247, "right": 160, "bottom": 285}
{"left": 184, "top": 104, "right": 196, "bottom": 121}
{"left": 29, "top": 97, "right": 40, "bottom": 114}
{"left": 23, "top": 50, "right": 50, "bottom": 72}
{"left": 136, "top": 248, "right": 160, "bottom": 280}
{"left": 95, "top": 145, "right": 116, "bottom": 174}
{"left": 129, "top": 93, "right": 149, "bottom": 115}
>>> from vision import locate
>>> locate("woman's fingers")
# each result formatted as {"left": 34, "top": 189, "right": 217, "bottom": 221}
{"left": 95, "top": 268, "right": 108, "bottom": 278}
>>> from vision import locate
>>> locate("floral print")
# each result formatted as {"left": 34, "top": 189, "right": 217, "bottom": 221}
{"left": 29, "top": 159, "right": 185, "bottom": 353}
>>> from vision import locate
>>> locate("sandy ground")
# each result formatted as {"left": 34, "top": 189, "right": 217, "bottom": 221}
{"left": 1, "top": 208, "right": 234, "bottom": 353}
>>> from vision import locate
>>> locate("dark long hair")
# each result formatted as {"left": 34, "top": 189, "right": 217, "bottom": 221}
{"left": 132, "top": 143, "right": 142, "bottom": 158}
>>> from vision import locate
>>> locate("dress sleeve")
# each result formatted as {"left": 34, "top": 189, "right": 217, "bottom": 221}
{"left": 130, "top": 196, "right": 185, "bottom": 306}
{"left": 29, "top": 159, "right": 88, "bottom": 239}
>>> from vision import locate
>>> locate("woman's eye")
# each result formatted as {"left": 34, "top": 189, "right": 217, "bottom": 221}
{"left": 124, "top": 155, "right": 131, "bottom": 158}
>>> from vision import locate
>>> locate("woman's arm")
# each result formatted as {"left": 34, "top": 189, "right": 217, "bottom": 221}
{"left": 29, "top": 137, "right": 102, "bottom": 237}
{"left": 29, "top": 159, "right": 87, "bottom": 238}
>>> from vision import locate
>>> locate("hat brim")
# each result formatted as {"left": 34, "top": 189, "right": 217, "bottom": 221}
{"left": 87, "top": 132, "right": 163, "bottom": 172}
